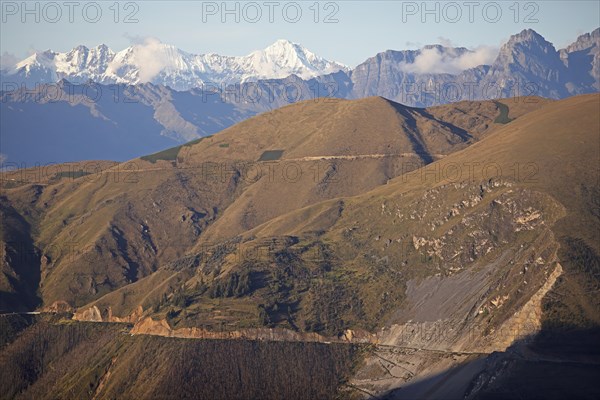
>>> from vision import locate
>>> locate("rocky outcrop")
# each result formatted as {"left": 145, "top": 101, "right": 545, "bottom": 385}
{"left": 73, "top": 305, "right": 144, "bottom": 323}
{"left": 349, "top": 260, "right": 564, "bottom": 398}
{"left": 131, "top": 316, "right": 338, "bottom": 343}
{"left": 73, "top": 306, "right": 375, "bottom": 344}
{"left": 130, "top": 317, "right": 172, "bottom": 336}
{"left": 107, "top": 305, "right": 144, "bottom": 323}
{"left": 477, "top": 262, "right": 563, "bottom": 352}
{"left": 348, "top": 188, "right": 565, "bottom": 398}
{"left": 73, "top": 305, "right": 103, "bottom": 322}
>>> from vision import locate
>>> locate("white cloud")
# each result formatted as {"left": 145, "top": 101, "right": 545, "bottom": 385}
{"left": 454, "top": 46, "right": 499, "bottom": 70}
{"left": 107, "top": 36, "right": 176, "bottom": 83}
{"left": 399, "top": 45, "right": 498, "bottom": 75}
{"left": 133, "top": 37, "right": 175, "bottom": 83}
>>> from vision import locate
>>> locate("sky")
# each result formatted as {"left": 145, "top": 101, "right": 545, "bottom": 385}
{"left": 1, "top": 0, "right": 599, "bottom": 68}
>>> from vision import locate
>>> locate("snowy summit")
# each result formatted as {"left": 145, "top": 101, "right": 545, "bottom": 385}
{"left": 4, "top": 39, "right": 349, "bottom": 90}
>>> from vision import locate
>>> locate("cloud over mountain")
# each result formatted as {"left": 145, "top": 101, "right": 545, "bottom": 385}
{"left": 107, "top": 37, "right": 179, "bottom": 83}
{"left": 398, "top": 45, "right": 499, "bottom": 74}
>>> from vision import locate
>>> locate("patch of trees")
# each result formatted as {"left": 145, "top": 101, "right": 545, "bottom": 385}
{"left": 256, "top": 302, "right": 295, "bottom": 328}
{"left": 303, "top": 282, "right": 366, "bottom": 336}
{"left": 209, "top": 269, "right": 253, "bottom": 298}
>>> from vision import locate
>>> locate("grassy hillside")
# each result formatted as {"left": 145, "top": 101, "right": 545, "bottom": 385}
{"left": 67, "top": 95, "right": 598, "bottom": 343}
{"left": 0, "top": 96, "right": 547, "bottom": 309}
{"left": 1, "top": 93, "right": 597, "bottom": 399}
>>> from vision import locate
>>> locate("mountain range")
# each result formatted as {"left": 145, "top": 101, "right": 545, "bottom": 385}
{"left": 1, "top": 28, "right": 598, "bottom": 165}
{"left": 2, "top": 39, "right": 349, "bottom": 90}
{"left": 3, "top": 28, "right": 598, "bottom": 99}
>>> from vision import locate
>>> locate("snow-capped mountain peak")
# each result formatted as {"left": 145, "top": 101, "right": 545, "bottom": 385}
{"left": 4, "top": 39, "right": 348, "bottom": 90}
{"left": 262, "top": 39, "right": 301, "bottom": 53}
{"left": 245, "top": 39, "right": 348, "bottom": 80}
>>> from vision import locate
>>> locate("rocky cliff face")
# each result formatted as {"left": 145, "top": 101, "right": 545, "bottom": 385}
{"left": 482, "top": 29, "right": 568, "bottom": 98}
{"left": 343, "top": 29, "right": 592, "bottom": 106}
{"left": 347, "top": 180, "right": 567, "bottom": 397}
{"left": 560, "top": 28, "right": 600, "bottom": 91}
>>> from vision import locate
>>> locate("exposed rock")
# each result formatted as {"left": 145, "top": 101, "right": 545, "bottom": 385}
{"left": 73, "top": 305, "right": 103, "bottom": 322}
{"left": 129, "top": 317, "right": 346, "bottom": 343}
{"left": 73, "top": 304, "right": 144, "bottom": 323}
